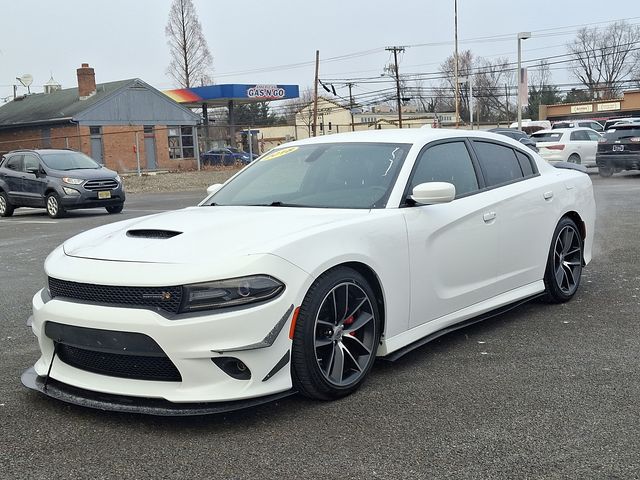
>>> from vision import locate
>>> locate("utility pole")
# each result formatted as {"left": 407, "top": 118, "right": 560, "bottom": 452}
{"left": 454, "top": 0, "right": 460, "bottom": 128}
{"left": 312, "top": 50, "right": 319, "bottom": 137}
{"left": 347, "top": 83, "right": 355, "bottom": 132}
{"left": 386, "top": 46, "right": 405, "bottom": 128}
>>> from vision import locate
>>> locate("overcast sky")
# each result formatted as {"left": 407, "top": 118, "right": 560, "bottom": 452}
{"left": 1, "top": 1, "right": 637, "bottom": 106}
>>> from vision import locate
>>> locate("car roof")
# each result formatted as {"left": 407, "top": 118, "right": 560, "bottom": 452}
{"left": 7, "top": 148, "right": 74, "bottom": 155}
{"left": 287, "top": 128, "right": 524, "bottom": 147}
{"left": 533, "top": 127, "right": 594, "bottom": 134}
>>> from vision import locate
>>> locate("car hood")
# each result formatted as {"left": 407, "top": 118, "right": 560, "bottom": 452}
{"left": 49, "top": 167, "right": 118, "bottom": 180}
{"left": 63, "top": 206, "right": 370, "bottom": 264}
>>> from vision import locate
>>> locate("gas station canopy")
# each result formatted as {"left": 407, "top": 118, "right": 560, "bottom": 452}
{"left": 164, "top": 84, "right": 300, "bottom": 108}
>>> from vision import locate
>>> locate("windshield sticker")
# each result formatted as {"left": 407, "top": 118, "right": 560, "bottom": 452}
{"left": 383, "top": 147, "right": 400, "bottom": 176}
{"left": 261, "top": 146, "right": 299, "bottom": 161}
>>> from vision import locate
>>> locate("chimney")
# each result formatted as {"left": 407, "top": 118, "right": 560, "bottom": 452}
{"left": 77, "top": 63, "right": 96, "bottom": 100}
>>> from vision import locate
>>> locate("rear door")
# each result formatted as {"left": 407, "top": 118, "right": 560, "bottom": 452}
{"left": 569, "top": 130, "right": 593, "bottom": 164}
{"left": 1, "top": 155, "right": 24, "bottom": 202}
{"left": 470, "top": 140, "right": 557, "bottom": 292}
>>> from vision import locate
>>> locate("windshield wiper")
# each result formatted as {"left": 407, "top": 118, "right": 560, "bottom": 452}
{"left": 248, "top": 201, "right": 306, "bottom": 207}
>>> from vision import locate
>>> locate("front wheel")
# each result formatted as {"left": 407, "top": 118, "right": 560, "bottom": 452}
{"left": 543, "top": 218, "right": 583, "bottom": 303}
{"left": 46, "top": 193, "right": 65, "bottom": 218}
{"left": 292, "top": 267, "right": 381, "bottom": 400}
{"left": 0, "top": 192, "right": 15, "bottom": 217}
{"left": 106, "top": 204, "right": 124, "bottom": 214}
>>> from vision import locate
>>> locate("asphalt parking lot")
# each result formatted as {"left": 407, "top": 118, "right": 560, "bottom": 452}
{"left": 1, "top": 174, "right": 639, "bottom": 479}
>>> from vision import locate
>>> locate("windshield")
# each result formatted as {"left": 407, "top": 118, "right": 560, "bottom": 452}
{"left": 40, "top": 151, "right": 101, "bottom": 170}
{"left": 204, "top": 142, "right": 410, "bottom": 209}
{"left": 532, "top": 132, "right": 563, "bottom": 143}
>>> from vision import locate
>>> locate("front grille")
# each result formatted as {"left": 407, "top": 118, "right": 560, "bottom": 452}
{"left": 84, "top": 179, "right": 119, "bottom": 191}
{"left": 48, "top": 277, "right": 183, "bottom": 313}
{"left": 46, "top": 322, "right": 182, "bottom": 382}
{"left": 57, "top": 344, "right": 182, "bottom": 381}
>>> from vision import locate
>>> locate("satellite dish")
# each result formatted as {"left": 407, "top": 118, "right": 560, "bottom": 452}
{"left": 17, "top": 74, "right": 33, "bottom": 88}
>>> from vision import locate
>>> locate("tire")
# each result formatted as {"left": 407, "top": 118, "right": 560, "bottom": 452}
{"left": 0, "top": 191, "right": 15, "bottom": 217}
{"left": 568, "top": 153, "right": 581, "bottom": 164}
{"left": 292, "top": 267, "right": 381, "bottom": 400}
{"left": 598, "top": 166, "right": 613, "bottom": 177}
{"left": 45, "top": 193, "right": 65, "bottom": 218}
{"left": 106, "top": 204, "right": 124, "bottom": 214}
{"left": 543, "top": 217, "right": 583, "bottom": 303}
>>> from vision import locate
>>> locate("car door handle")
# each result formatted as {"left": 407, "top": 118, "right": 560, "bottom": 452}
{"left": 483, "top": 211, "right": 496, "bottom": 222}
{"left": 543, "top": 191, "right": 554, "bottom": 200}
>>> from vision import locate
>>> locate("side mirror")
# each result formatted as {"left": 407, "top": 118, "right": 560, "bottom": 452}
{"left": 26, "top": 167, "right": 40, "bottom": 175}
{"left": 410, "top": 182, "right": 456, "bottom": 205}
{"left": 206, "top": 183, "right": 223, "bottom": 195}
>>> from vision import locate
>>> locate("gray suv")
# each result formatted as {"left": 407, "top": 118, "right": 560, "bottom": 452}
{"left": 0, "top": 149, "right": 125, "bottom": 218}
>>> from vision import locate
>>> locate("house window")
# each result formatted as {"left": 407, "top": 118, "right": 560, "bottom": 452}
{"left": 168, "top": 126, "right": 195, "bottom": 159}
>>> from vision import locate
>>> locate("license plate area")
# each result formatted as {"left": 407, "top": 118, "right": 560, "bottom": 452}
{"left": 98, "top": 191, "right": 112, "bottom": 199}
{"left": 613, "top": 145, "right": 624, "bottom": 152}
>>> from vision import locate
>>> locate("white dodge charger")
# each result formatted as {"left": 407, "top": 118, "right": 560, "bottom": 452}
{"left": 22, "top": 129, "right": 596, "bottom": 415}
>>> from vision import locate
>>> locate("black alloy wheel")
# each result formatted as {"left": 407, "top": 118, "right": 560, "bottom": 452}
{"left": 106, "top": 204, "right": 124, "bottom": 214}
{"left": 543, "top": 217, "right": 583, "bottom": 303}
{"left": 46, "top": 193, "right": 65, "bottom": 218}
{"left": 292, "top": 267, "right": 381, "bottom": 400}
{"left": 0, "top": 192, "right": 14, "bottom": 217}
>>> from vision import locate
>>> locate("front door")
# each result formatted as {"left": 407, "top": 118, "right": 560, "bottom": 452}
{"left": 403, "top": 140, "right": 499, "bottom": 328}
{"left": 21, "top": 153, "right": 48, "bottom": 207}
{"left": 144, "top": 126, "right": 156, "bottom": 170}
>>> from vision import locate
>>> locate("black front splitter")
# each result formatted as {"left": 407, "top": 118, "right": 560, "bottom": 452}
{"left": 21, "top": 367, "right": 296, "bottom": 416}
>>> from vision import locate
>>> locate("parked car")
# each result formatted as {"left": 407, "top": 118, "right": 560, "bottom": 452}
{"left": 201, "top": 147, "right": 257, "bottom": 166}
{"left": 531, "top": 127, "right": 601, "bottom": 167}
{"left": 552, "top": 120, "right": 604, "bottom": 132}
{"left": 488, "top": 128, "right": 538, "bottom": 152}
{"left": 22, "top": 129, "right": 595, "bottom": 415}
{"left": 596, "top": 123, "right": 640, "bottom": 177}
{"left": 0, "top": 149, "right": 125, "bottom": 218}
{"left": 603, "top": 117, "right": 640, "bottom": 131}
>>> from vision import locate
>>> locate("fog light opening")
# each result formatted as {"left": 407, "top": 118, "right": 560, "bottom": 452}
{"left": 211, "top": 357, "right": 251, "bottom": 380}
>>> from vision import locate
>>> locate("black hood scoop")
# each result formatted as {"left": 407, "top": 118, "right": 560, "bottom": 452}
{"left": 126, "top": 229, "right": 182, "bottom": 239}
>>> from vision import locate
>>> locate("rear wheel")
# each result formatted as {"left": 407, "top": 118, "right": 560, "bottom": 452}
{"left": 568, "top": 153, "right": 581, "bottom": 164}
{"left": 46, "top": 193, "right": 65, "bottom": 218}
{"left": 106, "top": 204, "right": 124, "bottom": 214}
{"left": 0, "top": 192, "right": 14, "bottom": 217}
{"left": 543, "top": 217, "right": 583, "bottom": 303}
{"left": 598, "top": 166, "right": 613, "bottom": 177}
{"left": 292, "top": 267, "right": 381, "bottom": 400}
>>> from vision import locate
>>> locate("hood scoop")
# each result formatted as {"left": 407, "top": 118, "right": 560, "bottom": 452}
{"left": 126, "top": 229, "right": 182, "bottom": 239}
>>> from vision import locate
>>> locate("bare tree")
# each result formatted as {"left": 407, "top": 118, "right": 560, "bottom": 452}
{"left": 568, "top": 21, "right": 640, "bottom": 99}
{"left": 165, "top": 0, "right": 213, "bottom": 88}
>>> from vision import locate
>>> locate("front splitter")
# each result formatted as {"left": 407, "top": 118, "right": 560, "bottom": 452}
{"left": 21, "top": 367, "right": 296, "bottom": 416}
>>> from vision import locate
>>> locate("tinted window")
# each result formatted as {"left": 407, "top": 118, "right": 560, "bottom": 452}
{"left": 570, "top": 131, "right": 589, "bottom": 141}
{"left": 472, "top": 141, "right": 523, "bottom": 186}
{"left": 604, "top": 126, "right": 640, "bottom": 140}
{"left": 532, "top": 132, "right": 563, "bottom": 143}
{"left": 23, "top": 154, "right": 40, "bottom": 172}
{"left": 410, "top": 141, "right": 478, "bottom": 197}
{"left": 5, "top": 155, "right": 22, "bottom": 170}
{"left": 515, "top": 150, "right": 534, "bottom": 176}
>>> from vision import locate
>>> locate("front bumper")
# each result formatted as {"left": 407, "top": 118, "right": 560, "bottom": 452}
{"left": 25, "top": 255, "right": 311, "bottom": 409}
{"left": 21, "top": 367, "right": 295, "bottom": 416}
{"left": 60, "top": 187, "right": 125, "bottom": 210}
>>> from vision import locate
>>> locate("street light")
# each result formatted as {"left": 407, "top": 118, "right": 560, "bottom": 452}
{"left": 517, "top": 32, "right": 531, "bottom": 131}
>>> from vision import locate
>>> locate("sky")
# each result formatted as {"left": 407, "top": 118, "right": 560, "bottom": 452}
{"left": 1, "top": 0, "right": 638, "bottom": 108}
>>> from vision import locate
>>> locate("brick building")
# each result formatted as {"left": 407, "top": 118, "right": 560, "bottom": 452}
{"left": 0, "top": 64, "right": 200, "bottom": 172}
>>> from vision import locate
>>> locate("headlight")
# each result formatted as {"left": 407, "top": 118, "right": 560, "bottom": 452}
{"left": 181, "top": 275, "right": 284, "bottom": 312}
{"left": 115, "top": 175, "right": 122, "bottom": 182}
{"left": 62, "top": 177, "right": 83, "bottom": 185}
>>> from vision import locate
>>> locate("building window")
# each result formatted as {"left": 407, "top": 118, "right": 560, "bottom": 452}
{"left": 168, "top": 126, "right": 194, "bottom": 159}
{"left": 89, "top": 126, "right": 102, "bottom": 135}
